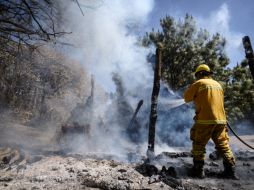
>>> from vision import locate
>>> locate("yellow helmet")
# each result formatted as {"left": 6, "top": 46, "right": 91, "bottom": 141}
{"left": 195, "top": 64, "right": 211, "bottom": 75}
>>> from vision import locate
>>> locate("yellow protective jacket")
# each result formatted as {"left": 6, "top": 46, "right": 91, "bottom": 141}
{"left": 184, "top": 77, "right": 227, "bottom": 124}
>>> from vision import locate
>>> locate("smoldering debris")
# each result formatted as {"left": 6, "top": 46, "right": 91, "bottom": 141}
{"left": 0, "top": 0, "right": 193, "bottom": 162}
{"left": 134, "top": 149, "right": 254, "bottom": 189}
{"left": 135, "top": 159, "right": 185, "bottom": 189}
{"left": 156, "top": 152, "right": 192, "bottom": 159}
{"left": 0, "top": 147, "right": 43, "bottom": 171}
{"left": 235, "top": 150, "right": 254, "bottom": 161}
{"left": 1, "top": 144, "right": 254, "bottom": 190}
{"left": 54, "top": 72, "right": 147, "bottom": 160}
{"left": 61, "top": 123, "right": 90, "bottom": 135}
{"left": 0, "top": 155, "right": 173, "bottom": 190}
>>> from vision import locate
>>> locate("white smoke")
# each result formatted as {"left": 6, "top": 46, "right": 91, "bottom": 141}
{"left": 54, "top": 0, "right": 159, "bottom": 160}
{"left": 196, "top": 3, "right": 245, "bottom": 67}
{"left": 61, "top": 0, "right": 154, "bottom": 92}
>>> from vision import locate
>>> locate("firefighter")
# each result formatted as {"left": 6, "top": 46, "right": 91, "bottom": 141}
{"left": 184, "top": 64, "right": 238, "bottom": 179}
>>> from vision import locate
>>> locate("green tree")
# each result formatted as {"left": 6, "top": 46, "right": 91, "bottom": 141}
{"left": 224, "top": 61, "right": 254, "bottom": 124}
{"left": 143, "top": 14, "right": 230, "bottom": 91}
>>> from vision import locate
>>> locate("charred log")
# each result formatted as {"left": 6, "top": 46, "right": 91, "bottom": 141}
{"left": 128, "top": 99, "right": 143, "bottom": 129}
{"left": 58, "top": 123, "right": 91, "bottom": 151}
{"left": 61, "top": 123, "right": 90, "bottom": 135}
{"left": 136, "top": 163, "right": 183, "bottom": 189}
{"left": 112, "top": 73, "right": 142, "bottom": 143}
{"left": 156, "top": 151, "right": 192, "bottom": 159}
{"left": 126, "top": 100, "right": 144, "bottom": 143}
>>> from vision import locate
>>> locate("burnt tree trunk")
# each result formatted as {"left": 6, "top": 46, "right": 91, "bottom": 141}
{"left": 148, "top": 48, "right": 162, "bottom": 153}
{"left": 242, "top": 36, "right": 254, "bottom": 80}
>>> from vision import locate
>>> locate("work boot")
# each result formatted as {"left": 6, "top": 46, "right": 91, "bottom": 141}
{"left": 188, "top": 161, "right": 205, "bottom": 179}
{"left": 218, "top": 163, "right": 239, "bottom": 180}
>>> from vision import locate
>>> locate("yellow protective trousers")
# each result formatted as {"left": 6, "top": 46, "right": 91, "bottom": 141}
{"left": 190, "top": 124, "right": 235, "bottom": 166}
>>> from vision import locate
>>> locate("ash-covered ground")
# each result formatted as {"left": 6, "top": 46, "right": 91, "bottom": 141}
{"left": 1, "top": 121, "right": 254, "bottom": 190}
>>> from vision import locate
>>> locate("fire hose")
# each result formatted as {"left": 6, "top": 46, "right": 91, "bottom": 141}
{"left": 227, "top": 122, "right": 254, "bottom": 150}
{"left": 165, "top": 99, "right": 254, "bottom": 150}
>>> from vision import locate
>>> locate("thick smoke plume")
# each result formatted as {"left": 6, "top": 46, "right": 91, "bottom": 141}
{"left": 60, "top": 0, "right": 154, "bottom": 92}
{"left": 55, "top": 0, "right": 197, "bottom": 160}
{"left": 57, "top": 0, "right": 154, "bottom": 158}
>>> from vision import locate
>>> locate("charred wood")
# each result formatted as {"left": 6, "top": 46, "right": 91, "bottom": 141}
{"left": 242, "top": 36, "right": 254, "bottom": 80}
{"left": 112, "top": 73, "right": 142, "bottom": 143}
{"left": 156, "top": 151, "right": 192, "bottom": 159}
{"left": 148, "top": 47, "right": 162, "bottom": 153}
{"left": 128, "top": 99, "right": 143, "bottom": 129}
{"left": 61, "top": 123, "right": 90, "bottom": 135}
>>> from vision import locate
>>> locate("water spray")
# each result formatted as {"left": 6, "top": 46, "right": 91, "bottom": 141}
{"left": 161, "top": 99, "right": 254, "bottom": 150}
{"left": 162, "top": 98, "right": 185, "bottom": 109}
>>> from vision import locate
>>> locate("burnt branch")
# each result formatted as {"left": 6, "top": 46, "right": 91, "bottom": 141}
{"left": 75, "top": 0, "right": 84, "bottom": 16}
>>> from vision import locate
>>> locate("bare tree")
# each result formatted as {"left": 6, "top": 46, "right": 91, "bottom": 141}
{"left": 0, "top": 0, "right": 69, "bottom": 49}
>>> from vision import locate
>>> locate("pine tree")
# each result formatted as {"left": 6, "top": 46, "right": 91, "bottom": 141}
{"left": 143, "top": 14, "right": 230, "bottom": 91}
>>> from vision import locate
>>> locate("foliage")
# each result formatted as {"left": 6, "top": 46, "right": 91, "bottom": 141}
{"left": 224, "top": 61, "right": 254, "bottom": 124}
{"left": 143, "top": 14, "right": 254, "bottom": 125}
{"left": 143, "top": 14, "right": 230, "bottom": 91}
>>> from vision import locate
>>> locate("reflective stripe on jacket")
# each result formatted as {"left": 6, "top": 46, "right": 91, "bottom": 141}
{"left": 184, "top": 78, "right": 227, "bottom": 124}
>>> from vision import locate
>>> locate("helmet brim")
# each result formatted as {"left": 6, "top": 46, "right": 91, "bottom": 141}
{"left": 194, "top": 70, "right": 213, "bottom": 77}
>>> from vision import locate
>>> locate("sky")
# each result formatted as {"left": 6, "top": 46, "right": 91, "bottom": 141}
{"left": 61, "top": 0, "right": 254, "bottom": 91}
{"left": 145, "top": 0, "right": 254, "bottom": 67}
